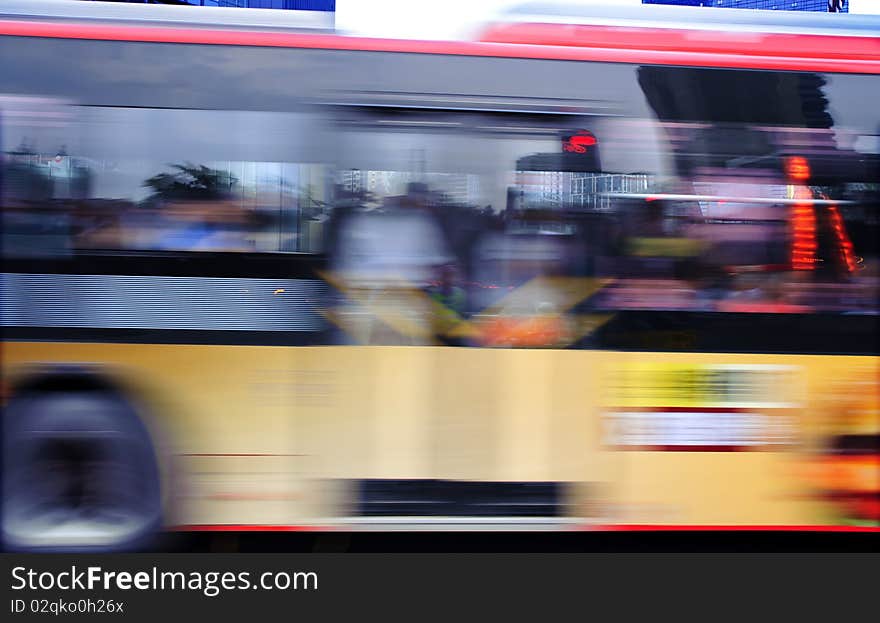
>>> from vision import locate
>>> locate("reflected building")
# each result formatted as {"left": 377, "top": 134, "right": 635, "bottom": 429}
{"left": 643, "top": 0, "right": 846, "bottom": 11}
{"left": 514, "top": 146, "right": 652, "bottom": 212}
{"left": 85, "top": 1, "right": 335, "bottom": 9}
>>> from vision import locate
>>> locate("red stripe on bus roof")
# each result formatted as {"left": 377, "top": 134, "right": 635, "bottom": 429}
{"left": 480, "top": 23, "right": 880, "bottom": 61}
{"left": 1, "top": 19, "right": 879, "bottom": 74}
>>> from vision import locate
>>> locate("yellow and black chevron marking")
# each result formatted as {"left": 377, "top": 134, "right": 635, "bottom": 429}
{"left": 319, "top": 270, "right": 615, "bottom": 347}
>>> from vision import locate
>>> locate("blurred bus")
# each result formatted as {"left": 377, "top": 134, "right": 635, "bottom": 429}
{"left": 1, "top": 0, "right": 878, "bottom": 549}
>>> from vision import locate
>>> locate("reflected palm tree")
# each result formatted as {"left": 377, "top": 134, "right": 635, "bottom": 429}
{"left": 142, "top": 162, "right": 238, "bottom": 205}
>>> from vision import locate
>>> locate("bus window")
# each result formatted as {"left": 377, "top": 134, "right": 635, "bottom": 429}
{"left": 323, "top": 109, "right": 620, "bottom": 346}
{"left": 1, "top": 97, "right": 78, "bottom": 258}
{"left": 2, "top": 104, "right": 329, "bottom": 256}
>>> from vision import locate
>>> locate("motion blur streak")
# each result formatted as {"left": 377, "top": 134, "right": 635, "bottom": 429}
{"left": 1, "top": 1, "right": 878, "bottom": 550}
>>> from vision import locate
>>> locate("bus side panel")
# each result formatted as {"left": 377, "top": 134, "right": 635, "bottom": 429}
{"left": 3, "top": 342, "right": 876, "bottom": 528}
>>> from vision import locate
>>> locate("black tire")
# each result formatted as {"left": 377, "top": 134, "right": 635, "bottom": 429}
{"left": 2, "top": 385, "right": 163, "bottom": 552}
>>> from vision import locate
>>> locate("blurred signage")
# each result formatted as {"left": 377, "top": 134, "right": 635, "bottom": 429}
{"left": 605, "top": 363, "right": 803, "bottom": 409}
{"left": 604, "top": 410, "right": 797, "bottom": 450}
{"left": 562, "top": 130, "right": 597, "bottom": 154}
{"left": 603, "top": 363, "right": 803, "bottom": 451}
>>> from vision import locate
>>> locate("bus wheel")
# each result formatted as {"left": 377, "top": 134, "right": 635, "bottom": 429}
{"left": 2, "top": 379, "right": 163, "bottom": 552}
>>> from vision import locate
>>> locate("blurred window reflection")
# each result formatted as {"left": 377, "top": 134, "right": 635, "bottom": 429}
{"left": 2, "top": 81, "right": 878, "bottom": 324}
{"left": 2, "top": 105, "right": 329, "bottom": 255}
